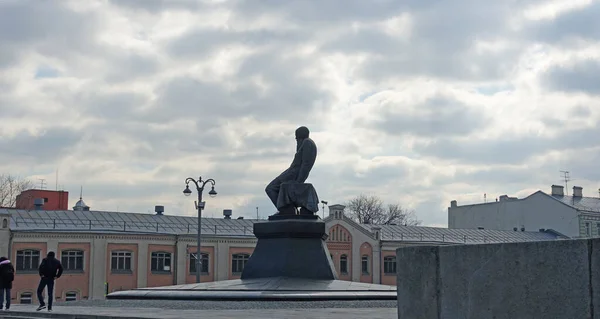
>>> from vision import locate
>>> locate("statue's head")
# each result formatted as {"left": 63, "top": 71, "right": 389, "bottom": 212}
{"left": 295, "top": 126, "right": 310, "bottom": 140}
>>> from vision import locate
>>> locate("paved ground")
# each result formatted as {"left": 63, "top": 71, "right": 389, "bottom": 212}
{"left": 0, "top": 300, "right": 397, "bottom": 318}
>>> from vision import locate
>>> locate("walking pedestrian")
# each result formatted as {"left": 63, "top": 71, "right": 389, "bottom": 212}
{"left": 0, "top": 257, "right": 15, "bottom": 311}
{"left": 36, "top": 251, "right": 62, "bottom": 312}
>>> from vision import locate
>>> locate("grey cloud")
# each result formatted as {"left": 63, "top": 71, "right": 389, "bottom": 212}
{"left": 149, "top": 52, "right": 332, "bottom": 124}
{"left": 414, "top": 125, "right": 600, "bottom": 165}
{"left": 542, "top": 60, "right": 600, "bottom": 95}
{"left": 104, "top": 54, "right": 159, "bottom": 83}
{"left": 357, "top": 95, "right": 487, "bottom": 137}
{"left": 231, "top": 0, "right": 403, "bottom": 25}
{"left": 0, "top": 127, "right": 81, "bottom": 162}
{"left": 167, "top": 28, "right": 308, "bottom": 59}
{"left": 107, "top": 0, "right": 205, "bottom": 13}
{"left": 571, "top": 105, "right": 591, "bottom": 118}
{"left": 526, "top": 2, "right": 600, "bottom": 43}
{"left": 0, "top": 1, "right": 98, "bottom": 54}
{"left": 322, "top": 0, "right": 521, "bottom": 81}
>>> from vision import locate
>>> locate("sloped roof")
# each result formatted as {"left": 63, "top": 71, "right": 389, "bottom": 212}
{"left": 550, "top": 195, "right": 600, "bottom": 213}
{"left": 3, "top": 208, "right": 257, "bottom": 237}
{"left": 365, "top": 224, "right": 564, "bottom": 244}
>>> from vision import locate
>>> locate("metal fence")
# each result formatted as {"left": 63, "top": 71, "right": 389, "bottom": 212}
{"left": 11, "top": 218, "right": 256, "bottom": 236}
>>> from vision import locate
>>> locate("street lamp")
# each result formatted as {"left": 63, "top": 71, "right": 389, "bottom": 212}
{"left": 183, "top": 176, "right": 217, "bottom": 283}
{"left": 321, "top": 200, "right": 328, "bottom": 219}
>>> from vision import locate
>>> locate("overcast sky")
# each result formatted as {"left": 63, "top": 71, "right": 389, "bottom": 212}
{"left": 1, "top": 0, "right": 599, "bottom": 226}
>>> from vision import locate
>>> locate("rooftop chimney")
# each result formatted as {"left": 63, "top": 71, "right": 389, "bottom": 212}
{"left": 551, "top": 185, "right": 564, "bottom": 196}
{"left": 573, "top": 186, "right": 583, "bottom": 198}
{"left": 450, "top": 200, "right": 457, "bottom": 208}
{"left": 223, "top": 209, "right": 232, "bottom": 219}
{"left": 155, "top": 205, "right": 164, "bottom": 215}
{"left": 33, "top": 198, "right": 44, "bottom": 210}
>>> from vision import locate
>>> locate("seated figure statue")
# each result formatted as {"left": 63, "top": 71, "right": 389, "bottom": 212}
{"left": 265, "top": 126, "right": 319, "bottom": 216}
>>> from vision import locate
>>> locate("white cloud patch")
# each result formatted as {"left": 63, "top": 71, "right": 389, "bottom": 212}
{"left": 1, "top": 0, "right": 600, "bottom": 226}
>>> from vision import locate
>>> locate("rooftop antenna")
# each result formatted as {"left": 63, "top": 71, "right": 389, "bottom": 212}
{"left": 560, "top": 170, "right": 571, "bottom": 196}
{"left": 256, "top": 207, "right": 259, "bottom": 220}
{"left": 484, "top": 193, "right": 487, "bottom": 203}
{"left": 79, "top": 185, "right": 83, "bottom": 200}
{"left": 38, "top": 178, "right": 47, "bottom": 190}
{"left": 55, "top": 169, "right": 58, "bottom": 191}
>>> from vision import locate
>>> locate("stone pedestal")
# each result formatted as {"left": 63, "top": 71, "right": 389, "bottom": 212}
{"left": 241, "top": 218, "right": 338, "bottom": 280}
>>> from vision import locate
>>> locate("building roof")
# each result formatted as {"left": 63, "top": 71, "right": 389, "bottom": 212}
{"left": 365, "top": 224, "right": 564, "bottom": 244}
{"left": 550, "top": 195, "right": 600, "bottom": 213}
{"left": 3, "top": 208, "right": 258, "bottom": 237}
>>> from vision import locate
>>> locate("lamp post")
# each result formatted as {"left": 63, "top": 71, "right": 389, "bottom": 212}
{"left": 320, "top": 200, "right": 328, "bottom": 219}
{"left": 183, "top": 176, "right": 217, "bottom": 283}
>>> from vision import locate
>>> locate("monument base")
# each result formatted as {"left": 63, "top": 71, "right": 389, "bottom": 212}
{"left": 106, "top": 217, "right": 397, "bottom": 301}
{"left": 106, "top": 277, "right": 397, "bottom": 301}
{"left": 241, "top": 219, "right": 335, "bottom": 280}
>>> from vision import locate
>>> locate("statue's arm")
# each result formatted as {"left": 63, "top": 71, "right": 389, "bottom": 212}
{"left": 295, "top": 142, "right": 316, "bottom": 183}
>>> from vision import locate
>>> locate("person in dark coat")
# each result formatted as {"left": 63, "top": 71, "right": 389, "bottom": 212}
{"left": 0, "top": 256, "right": 15, "bottom": 311}
{"left": 36, "top": 251, "right": 63, "bottom": 312}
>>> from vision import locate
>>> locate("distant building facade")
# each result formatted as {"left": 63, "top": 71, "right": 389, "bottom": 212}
{"left": 448, "top": 185, "right": 600, "bottom": 238}
{"left": 0, "top": 200, "right": 566, "bottom": 304}
{"left": 15, "top": 189, "right": 69, "bottom": 211}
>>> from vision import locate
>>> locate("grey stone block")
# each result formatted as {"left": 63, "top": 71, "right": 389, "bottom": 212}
{"left": 397, "top": 239, "right": 597, "bottom": 319}
{"left": 396, "top": 246, "right": 439, "bottom": 319}
{"left": 591, "top": 238, "right": 600, "bottom": 318}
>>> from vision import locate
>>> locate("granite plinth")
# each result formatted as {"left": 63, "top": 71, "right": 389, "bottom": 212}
{"left": 268, "top": 214, "right": 319, "bottom": 221}
{"left": 241, "top": 219, "right": 336, "bottom": 280}
{"left": 106, "top": 277, "right": 397, "bottom": 301}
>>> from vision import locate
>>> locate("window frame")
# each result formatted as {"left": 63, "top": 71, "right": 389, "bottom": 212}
{"left": 16, "top": 249, "right": 40, "bottom": 272}
{"left": 231, "top": 253, "right": 250, "bottom": 274}
{"left": 189, "top": 253, "right": 209, "bottom": 275}
{"left": 65, "top": 291, "right": 78, "bottom": 302}
{"left": 20, "top": 292, "right": 33, "bottom": 304}
{"left": 110, "top": 250, "right": 133, "bottom": 273}
{"left": 361, "top": 255, "right": 370, "bottom": 275}
{"left": 61, "top": 250, "right": 84, "bottom": 272}
{"left": 383, "top": 256, "right": 397, "bottom": 275}
{"left": 150, "top": 251, "right": 172, "bottom": 273}
{"left": 339, "top": 254, "right": 348, "bottom": 274}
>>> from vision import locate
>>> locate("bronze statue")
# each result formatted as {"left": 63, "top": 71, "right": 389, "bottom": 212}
{"left": 265, "top": 126, "right": 319, "bottom": 216}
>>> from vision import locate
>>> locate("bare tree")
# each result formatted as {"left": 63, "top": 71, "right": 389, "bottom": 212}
{"left": 383, "top": 203, "right": 421, "bottom": 226}
{"left": 345, "top": 194, "right": 421, "bottom": 225}
{"left": 0, "top": 174, "right": 33, "bottom": 207}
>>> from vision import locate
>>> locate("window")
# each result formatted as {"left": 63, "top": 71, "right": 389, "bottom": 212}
{"left": 16, "top": 250, "right": 40, "bottom": 271}
{"left": 20, "top": 292, "right": 32, "bottom": 304}
{"left": 111, "top": 251, "right": 132, "bottom": 272}
{"left": 65, "top": 291, "right": 78, "bottom": 302}
{"left": 339, "top": 255, "right": 348, "bottom": 274}
{"left": 2, "top": 218, "right": 7, "bottom": 228}
{"left": 383, "top": 256, "right": 397, "bottom": 275}
{"left": 61, "top": 250, "right": 84, "bottom": 271}
{"left": 43, "top": 197, "right": 49, "bottom": 203}
{"left": 585, "top": 222, "right": 591, "bottom": 236}
{"left": 189, "top": 253, "right": 209, "bottom": 274}
{"left": 232, "top": 253, "right": 250, "bottom": 274}
{"left": 151, "top": 252, "right": 171, "bottom": 272}
{"left": 361, "top": 255, "right": 369, "bottom": 275}
{"left": 597, "top": 223, "right": 600, "bottom": 236}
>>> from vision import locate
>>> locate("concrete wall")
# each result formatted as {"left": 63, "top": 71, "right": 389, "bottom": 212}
{"left": 396, "top": 238, "right": 600, "bottom": 319}
{"left": 448, "top": 192, "right": 580, "bottom": 237}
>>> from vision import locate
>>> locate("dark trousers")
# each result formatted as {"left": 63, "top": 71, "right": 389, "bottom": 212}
{"left": 37, "top": 277, "right": 54, "bottom": 309}
{"left": 0, "top": 288, "right": 10, "bottom": 309}
{"left": 265, "top": 170, "right": 297, "bottom": 209}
